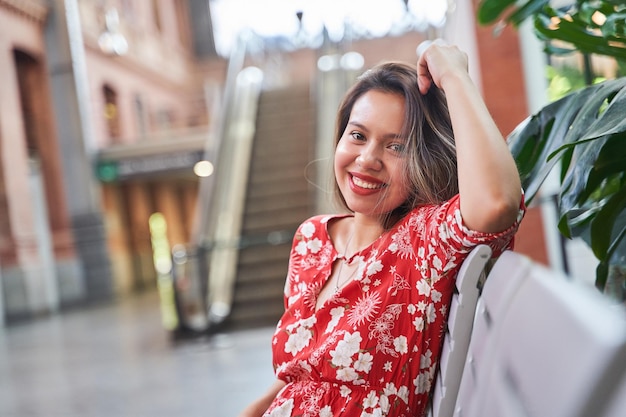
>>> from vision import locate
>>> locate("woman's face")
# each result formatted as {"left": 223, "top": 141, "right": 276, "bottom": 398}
{"left": 334, "top": 90, "right": 410, "bottom": 218}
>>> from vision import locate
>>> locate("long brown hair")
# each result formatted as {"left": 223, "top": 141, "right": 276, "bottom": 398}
{"left": 333, "top": 61, "right": 458, "bottom": 228}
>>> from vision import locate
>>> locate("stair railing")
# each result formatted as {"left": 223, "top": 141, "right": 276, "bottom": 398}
{"left": 193, "top": 29, "right": 264, "bottom": 328}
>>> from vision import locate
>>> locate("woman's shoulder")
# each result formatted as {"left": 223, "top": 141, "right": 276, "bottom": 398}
{"left": 299, "top": 213, "right": 352, "bottom": 227}
{"left": 400, "top": 195, "right": 461, "bottom": 224}
{"left": 295, "top": 213, "right": 352, "bottom": 239}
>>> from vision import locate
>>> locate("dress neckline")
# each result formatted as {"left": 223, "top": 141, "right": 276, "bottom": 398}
{"left": 324, "top": 213, "right": 397, "bottom": 264}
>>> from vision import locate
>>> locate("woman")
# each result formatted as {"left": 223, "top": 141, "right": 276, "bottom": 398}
{"left": 239, "top": 41, "right": 524, "bottom": 417}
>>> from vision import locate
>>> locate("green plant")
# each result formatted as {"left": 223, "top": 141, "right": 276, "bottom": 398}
{"left": 478, "top": 0, "right": 626, "bottom": 60}
{"left": 477, "top": 0, "right": 626, "bottom": 291}
{"left": 546, "top": 65, "right": 605, "bottom": 101}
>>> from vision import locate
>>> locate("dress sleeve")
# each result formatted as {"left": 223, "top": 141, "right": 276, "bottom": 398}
{"left": 283, "top": 223, "right": 306, "bottom": 308}
{"left": 421, "top": 192, "right": 525, "bottom": 258}
{"left": 282, "top": 215, "right": 329, "bottom": 309}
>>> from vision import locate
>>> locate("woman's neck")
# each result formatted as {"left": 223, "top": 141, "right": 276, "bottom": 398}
{"left": 347, "top": 214, "right": 386, "bottom": 251}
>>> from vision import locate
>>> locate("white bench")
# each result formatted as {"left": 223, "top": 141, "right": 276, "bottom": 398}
{"left": 431, "top": 247, "right": 626, "bottom": 417}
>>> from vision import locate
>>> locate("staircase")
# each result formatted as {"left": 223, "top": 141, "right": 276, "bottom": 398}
{"left": 222, "top": 83, "right": 317, "bottom": 331}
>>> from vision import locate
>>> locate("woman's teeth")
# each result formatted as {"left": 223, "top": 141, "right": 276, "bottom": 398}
{"left": 352, "top": 176, "right": 385, "bottom": 189}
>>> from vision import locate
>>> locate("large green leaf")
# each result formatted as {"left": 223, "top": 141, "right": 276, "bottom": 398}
{"left": 591, "top": 210, "right": 626, "bottom": 290}
{"left": 507, "top": 0, "right": 550, "bottom": 26}
{"left": 590, "top": 186, "right": 626, "bottom": 260}
{"left": 507, "top": 84, "right": 605, "bottom": 202}
{"left": 507, "top": 78, "right": 626, "bottom": 289}
{"left": 477, "top": 0, "right": 519, "bottom": 24}
{"left": 555, "top": 81, "right": 626, "bottom": 212}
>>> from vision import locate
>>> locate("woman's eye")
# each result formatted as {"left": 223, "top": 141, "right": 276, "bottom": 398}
{"left": 389, "top": 143, "right": 405, "bottom": 153}
{"left": 351, "top": 132, "right": 365, "bottom": 141}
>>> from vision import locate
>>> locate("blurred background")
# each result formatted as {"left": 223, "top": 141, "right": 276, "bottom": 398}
{"left": 0, "top": 0, "right": 622, "bottom": 415}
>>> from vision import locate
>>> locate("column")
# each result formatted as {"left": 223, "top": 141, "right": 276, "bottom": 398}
{"left": 44, "top": 0, "right": 112, "bottom": 301}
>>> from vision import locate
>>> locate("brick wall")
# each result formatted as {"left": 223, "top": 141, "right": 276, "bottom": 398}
{"left": 471, "top": 0, "right": 549, "bottom": 265}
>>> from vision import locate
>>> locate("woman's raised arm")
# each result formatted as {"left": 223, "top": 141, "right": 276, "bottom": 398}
{"left": 417, "top": 41, "right": 522, "bottom": 233}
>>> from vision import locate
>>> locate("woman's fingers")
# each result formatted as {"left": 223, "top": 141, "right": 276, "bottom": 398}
{"left": 416, "top": 39, "right": 467, "bottom": 94}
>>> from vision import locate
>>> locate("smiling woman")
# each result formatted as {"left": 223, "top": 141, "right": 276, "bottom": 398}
{"left": 209, "top": 0, "right": 450, "bottom": 56}
{"left": 237, "top": 42, "right": 525, "bottom": 417}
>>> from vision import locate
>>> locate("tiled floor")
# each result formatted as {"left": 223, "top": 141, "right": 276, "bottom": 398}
{"left": 0, "top": 291, "right": 276, "bottom": 417}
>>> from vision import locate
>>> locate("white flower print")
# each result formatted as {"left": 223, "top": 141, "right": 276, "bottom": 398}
{"left": 284, "top": 317, "right": 316, "bottom": 356}
{"left": 389, "top": 224, "right": 414, "bottom": 259}
{"left": 426, "top": 303, "right": 437, "bottom": 324}
{"left": 301, "top": 221, "right": 315, "bottom": 238}
{"left": 302, "top": 242, "right": 334, "bottom": 271}
{"left": 440, "top": 304, "right": 448, "bottom": 317}
{"left": 285, "top": 325, "right": 314, "bottom": 355}
{"left": 330, "top": 346, "right": 353, "bottom": 367}
{"left": 413, "top": 316, "right": 424, "bottom": 332}
{"left": 347, "top": 292, "right": 382, "bottom": 327}
{"left": 407, "top": 304, "right": 416, "bottom": 314}
{"left": 309, "top": 333, "right": 339, "bottom": 366}
{"left": 341, "top": 331, "right": 363, "bottom": 354}
{"left": 287, "top": 293, "right": 301, "bottom": 308}
{"left": 383, "top": 382, "right": 397, "bottom": 397}
{"left": 397, "top": 385, "right": 409, "bottom": 403}
{"left": 366, "top": 260, "right": 383, "bottom": 277}
{"left": 354, "top": 352, "right": 374, "bottom": 373}
{"left": 416, "top": 279, "right": 430, "bottom": 296}
{"left": 431, "top": 289, "right": 442, "bottom": 303}
{"left": 340, "top": 385, "right": 352, "bottom": 397}
{"left": 300, "top": 382, "right": 327, "bottom": 417}
{"left": 302, "top": 282, "right": 322, "bottom": 310}
{"left": 438, "top": 221, "right": 450, "bottom": 242}
{"left": 383, "top": 361, "right": 392, "bottom": 372}
{"left": 363, "top": 391, "right": 379, "bottom": 409}
{"left": 325, "top": 307, "right": 345, "bottom": 334}
{"left": 319, "top": 405, "right": 333, "bottom": 417}
{"left": 296, "top": 241, "right": 308, "bottom": 255}
{"left": 337, "top": 366, "right": 359, "bottom": 382}
{"left": 301, "top": 316, "right": 317, "bottom": 328}
{"left": 414, "top": 371, "right": 432, "bottom": 395}
{"left": 432, "top": 255, "right": 443, "bottom": 271}
{"left": 368, "top": 304, "right": 403, "bottom": 356}
{"left": 330, "top": 331, "right": 362, "bottom": 367}
{"left": 380, "top": 394, "right": 391, "bottom": 413}
{"left": 266, "top": 398, "right": 294, "bottom": 417}
{"left": 307, "top": 238, "right": 322, "bottom": 253}
{"left": 417, "top": 301, "right": 427, "bottom": 313}
{"left": 420, "top": 349, "right": 433, "bottom": 369}
{"left": 393, "top": 335, "right": 408, "bottom": 354}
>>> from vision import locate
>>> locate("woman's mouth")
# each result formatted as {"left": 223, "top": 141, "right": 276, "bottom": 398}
{"left": 351, "top": 174, "right": 387, "bottom": 190}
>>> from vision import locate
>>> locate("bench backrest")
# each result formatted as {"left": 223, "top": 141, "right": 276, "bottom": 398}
{"left": 430, "top": 244, "right": 492, "bottom": 417}
{"left": 450, "top": 251, "right": 626, "bottom": 417}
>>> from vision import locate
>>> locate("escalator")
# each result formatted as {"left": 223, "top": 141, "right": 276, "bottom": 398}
{"left": 168, "top": 37, "right": 316, "bottom": 336}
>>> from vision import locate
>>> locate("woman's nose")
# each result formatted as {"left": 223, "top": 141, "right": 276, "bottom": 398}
{"left": 356, "top": 144, "right": 382, "bottom": 170}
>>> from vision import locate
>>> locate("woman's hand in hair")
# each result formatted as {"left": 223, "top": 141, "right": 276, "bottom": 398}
{"left": 416, "top": 40, "right": 469, "bottom": 95}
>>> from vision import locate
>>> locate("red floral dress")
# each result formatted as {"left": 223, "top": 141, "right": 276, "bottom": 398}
{"left": 265, "top": 195, "right": 524, "bottom": 417}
